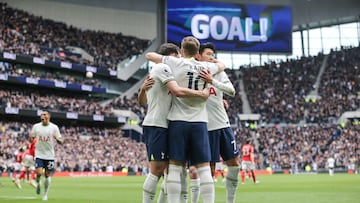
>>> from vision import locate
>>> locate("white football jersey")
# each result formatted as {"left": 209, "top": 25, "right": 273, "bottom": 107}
{"left": 162, "top": 56, "right": 220, "bottom": 122}
{"left": 142, "top": 63, "right": 174, "bottom": 128}
{"left": 207, "top": 71, "right": 235, "bottom": 131}
{"left": 31, "top": 122, "right": 62, "bottom": 160}
{"left": 327, "top": 157, "right": 335, "bottom": 168}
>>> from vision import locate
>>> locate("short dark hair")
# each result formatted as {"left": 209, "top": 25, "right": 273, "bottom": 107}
{"left": 158, "top": 43, "right": 180, "bottom": 56}
{"left": 199, "top": 42, "right": 216, "bottom": 55}
{"left": 41, "top": 110, "right": 50, "bottom": 115}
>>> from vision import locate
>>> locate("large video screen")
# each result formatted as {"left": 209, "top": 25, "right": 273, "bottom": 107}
{"left": 167, "top": 0, "right": 292, "bottom": 54}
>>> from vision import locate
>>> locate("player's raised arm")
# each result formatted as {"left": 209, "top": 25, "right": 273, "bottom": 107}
{"left": 145, "top": 52, "right": 163, "bottom": 64}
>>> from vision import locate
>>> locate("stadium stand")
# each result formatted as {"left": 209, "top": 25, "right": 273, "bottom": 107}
{"left": 306, "top": 47, "right": 360, "bottom": 123}
{"left": 0, "top": 2, "right": 150, "bottom": 71}
{"left": 0, "top": 1, "right": 359, "bottom": 176}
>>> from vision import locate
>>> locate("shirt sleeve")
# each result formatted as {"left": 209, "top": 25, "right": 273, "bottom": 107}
{"left": 205, "top": 61, "right": 221, "bottom": 75}
{"left": 212, "top": 72, "right": 235, "bottom": 96}
{"left": 162, "top": 56, "right": 182, "bottom": 71}
{"left": 30, "top": 125, "right": 36, "bottom": 138}
{"left": 152, "top": 63, "right": 175, "bottom": 85}
{"left": 53, "top": 124, "right": 62, "bottom": 140}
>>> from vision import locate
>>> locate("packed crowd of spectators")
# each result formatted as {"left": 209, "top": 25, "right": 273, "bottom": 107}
{"left": 0, "top": 1, "right": 359, "bottom": 176}
{"left": 223, "top": 69, "right": 243, "bottom": 124}
{"left": 2, "top": 1, "right": 357, "bottom": 126}
{"left": 1, "top": 46, "right": 359, "bottom": 174}
{"left": 0, "top": 2, "right": 150, "bottom": 70}
{"left": 242, "top": 54, "right": 324, "bottom": 124}
{"left": 108, "top": 93, "right": 146, "bottom": 122}
{"left": 233, "top": 122, "right": 359, "bottom": 172}
{"left": 0, "top": 121, "right": 148, "bottom": 174}
{"left": 2, "top": 46, "right": 357, "bottom": 126}
{"left": 306, "top": 47, "right": 360, "bottom": 123}
{"left": 1, "top": 120, "right": 358, "bottom": 174}
{"left": 1, "top": 45, "right": 359, "bottom": 173}
{"left": 243, "top": 46, "right": 359, "bottom": 124}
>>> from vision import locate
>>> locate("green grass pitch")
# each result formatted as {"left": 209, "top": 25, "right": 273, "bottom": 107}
{"left": 0, "top": 174, "right": 359, "bottom": 203}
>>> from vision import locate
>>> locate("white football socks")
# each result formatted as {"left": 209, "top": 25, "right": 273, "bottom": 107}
{"left": 142, "top": 173, "right": 159, "bottom": 203}
{"left": 225, "top": 166, "right": 240, "bottom": 203}
{"left": 157, "top": 174, "right": 167, "bottom": 203}
{"left": 190, "top": 178, "right": 200, "bottom": 203}
{"left": 167, "top": 164, "right": 182, "bottom": 203}
{"left": 180, "top": 167, "right": 188, "bottom": 203}
{"left": 44, "top": 176, "right": 51, "bottom": 196}
{"left": 198, "top": 166, "right": 215, "bottom": 203}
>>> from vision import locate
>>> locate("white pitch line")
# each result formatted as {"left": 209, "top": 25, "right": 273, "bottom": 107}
{"left": 0, "top": 195, "right": 37, "bottom": 200}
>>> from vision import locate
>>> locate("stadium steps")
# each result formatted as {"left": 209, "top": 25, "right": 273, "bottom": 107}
{"left": 117, "top": 39, "right": 161, "bottom": 82}
{"left": 302, "top": 54, "right": 329, "bottom": 125}
{"left": 306, "top": 54, "right": 328, "bottom": 98}
{"left": 238, "top": 78, "right": 252, "bottom": 114}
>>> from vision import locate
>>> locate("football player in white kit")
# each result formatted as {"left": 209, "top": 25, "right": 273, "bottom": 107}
{"left": 146, "top": 36, "right": 225, "bottom": 203}
{"left": 30, "top": 110, "right": 63, "bottom": 201}
{"left": 327, "top": 155, "right": 335, "bottom": 176}
{"left": 140, "top": 43, "right": 210, "bottom": 203}
{"left": 195, "top": 43, "right": 240, "bottom": 203}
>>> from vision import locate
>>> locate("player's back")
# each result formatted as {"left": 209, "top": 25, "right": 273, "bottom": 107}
{"left": 15, "top": 151, "right": 24, "bottom": 163}
{"left": 242, "top": 144, "right": 253, "bottom": 161}
{"left": 164, "top": 57, "right": 216, "bottom": 122}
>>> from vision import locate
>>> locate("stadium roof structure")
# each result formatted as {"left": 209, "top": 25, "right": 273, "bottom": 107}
{"left": 50, "top": 0, "right": 360, "bottom": 31}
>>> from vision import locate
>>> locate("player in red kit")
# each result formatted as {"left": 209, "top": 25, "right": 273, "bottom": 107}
{"left": 18, "top": 139, "right": 37, "bottom": 187}
{"left": 12, "top": 146, "right": 25, "bottom": 188}
{"left": 240, "top": 139, "right": 259, "bottom": 184}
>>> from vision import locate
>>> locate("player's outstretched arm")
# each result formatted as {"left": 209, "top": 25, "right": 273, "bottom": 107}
{"left": 138, "top": 75, "right": 154, "bottom": 106}
{"left": 145, "top": 52, "right": 163, "bottom": 63}
{"left": 166, "top": 80, "right": 209, "bottom": 100}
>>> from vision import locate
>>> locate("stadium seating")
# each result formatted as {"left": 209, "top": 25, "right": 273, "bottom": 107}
{"left": 0, "top": 2, "right": 359, "bottom": 174}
